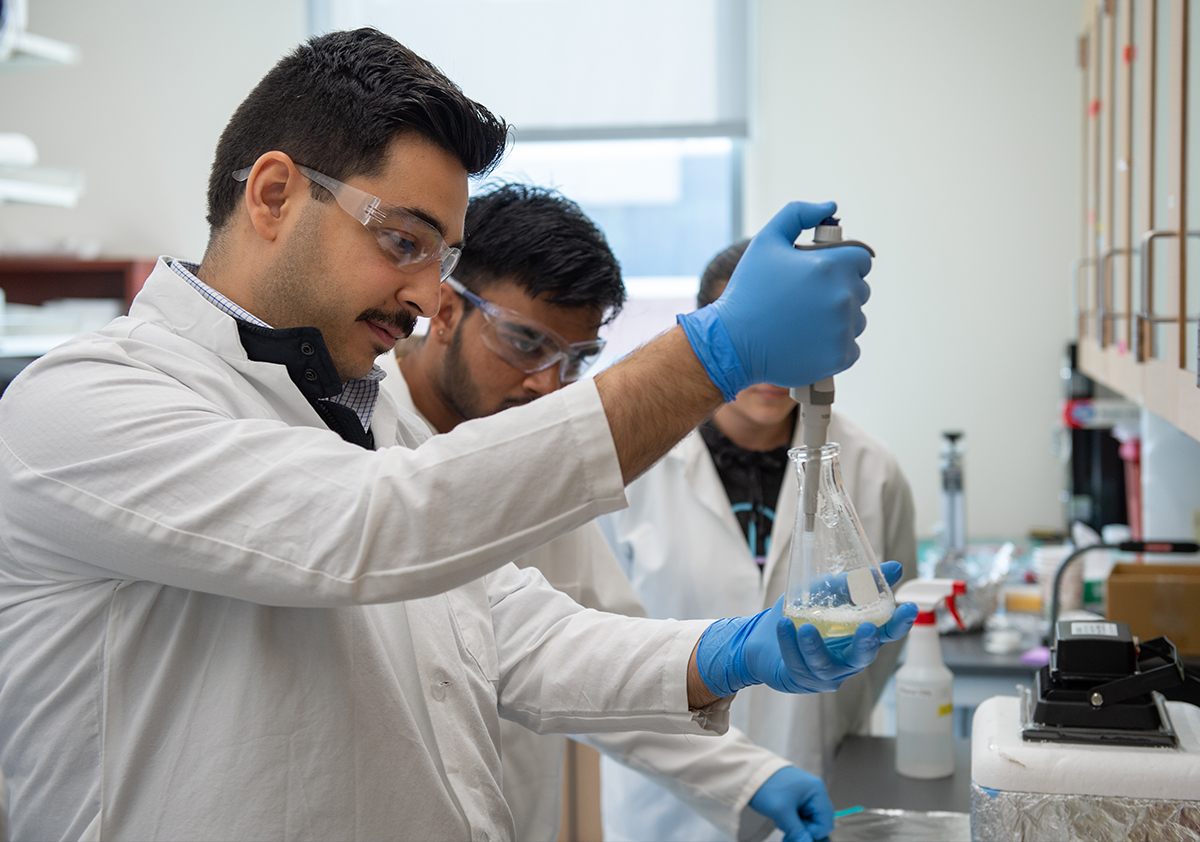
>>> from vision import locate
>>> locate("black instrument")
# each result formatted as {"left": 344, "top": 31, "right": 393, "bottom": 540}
{"left": 1023, "top": 619, "right": 1196, "bottom": 748}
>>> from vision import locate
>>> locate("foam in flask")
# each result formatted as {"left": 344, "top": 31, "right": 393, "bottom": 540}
{"left": 783, "top": 443, "right": 896, "bottom": 637}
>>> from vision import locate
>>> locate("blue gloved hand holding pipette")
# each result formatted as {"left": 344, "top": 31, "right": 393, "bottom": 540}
{"left": 676, "top": 201, "right": 872, "bottom": 401}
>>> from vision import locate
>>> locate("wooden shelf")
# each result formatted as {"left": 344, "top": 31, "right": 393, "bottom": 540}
{"left": 1078, "top": 338, "right": 1200, "bottom": 439}
{"left": 0, "top": 257, "right": 156, "bottom": 310}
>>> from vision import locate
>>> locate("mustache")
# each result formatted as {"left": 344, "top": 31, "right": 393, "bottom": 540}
{"left": 356, "top": 307, "right": 417, "bottom": 339}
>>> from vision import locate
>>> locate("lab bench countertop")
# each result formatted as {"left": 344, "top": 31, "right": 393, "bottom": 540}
{"left": 938, "top": 630, "right": 1041, "bottom": 677}
{"left": 937, "top": 629, "right": 1200, "bottom": 674}
{"left": 827, "top": 737, "right": 973, "bottom": 813}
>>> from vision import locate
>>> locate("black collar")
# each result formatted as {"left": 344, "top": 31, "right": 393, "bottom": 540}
{"left": 235, "top": 321, "right": 374, "bottom": 450}
{"left": 235, "top": 321, "right": 343, "bottom": 399}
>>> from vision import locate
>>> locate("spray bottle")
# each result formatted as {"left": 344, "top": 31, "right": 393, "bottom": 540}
{"left": 893, "top": 578, "right": 966, "bottom": 779}
{"left": 789, "top": 218, "right": 877, "bottom": 610}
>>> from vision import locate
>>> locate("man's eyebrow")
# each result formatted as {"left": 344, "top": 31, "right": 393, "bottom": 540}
{"left": 380, "top": 203, "right": 464, "bottom": 249}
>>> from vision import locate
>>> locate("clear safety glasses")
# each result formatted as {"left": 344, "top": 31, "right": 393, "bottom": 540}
{"left": 444, "top": 277, "right": 606, "bottom": 384}
{"left": 232, "top": 165, "right": 461, "bottom": 281}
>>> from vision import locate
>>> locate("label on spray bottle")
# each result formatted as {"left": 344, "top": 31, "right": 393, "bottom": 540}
{"left": 895, "top": 681, "right": 954, "bottom": 778}
{"left": 896, "top": 682, "right": 954, "bottom": 717}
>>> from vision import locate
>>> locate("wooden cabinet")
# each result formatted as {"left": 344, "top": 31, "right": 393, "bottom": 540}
{"left": 1077, "top": 0, "right": 1200, "bottom": 440}
{"left": 0, "top": 258, "right": 156, "bottom": 310}
{"left": 0, "top": 258, "right": 155, "bottom": 393}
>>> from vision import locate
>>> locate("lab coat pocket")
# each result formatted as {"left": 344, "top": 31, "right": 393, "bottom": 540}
{"left": 444, "top": 580, "right": 500, "bottom": 684}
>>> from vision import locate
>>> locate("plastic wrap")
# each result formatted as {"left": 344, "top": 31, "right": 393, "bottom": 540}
{"left": 933, "top": 543, "right": 1013, "bottom": 632}
{"left": 829, "top": 808, "right": 970, "bottom": 841}
{"left": 970, "top": 782, "right": 1200, "bottom": 841}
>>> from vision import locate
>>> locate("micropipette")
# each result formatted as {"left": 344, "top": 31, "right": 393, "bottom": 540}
{"left": 790, "top": 218, "right": 875, "bottom": 578}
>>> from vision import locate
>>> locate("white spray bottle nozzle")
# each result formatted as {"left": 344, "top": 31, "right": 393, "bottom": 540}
{"left": 895, "top": 579, "right": 967, "bottom": 628}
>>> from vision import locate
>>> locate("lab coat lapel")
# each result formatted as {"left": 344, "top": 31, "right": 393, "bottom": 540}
{"left": 761, "top": 415, "right": 804, "bottom": 606}
{"left": 678, "top": 431, "right": 745, "bottom": 544}
{"left": 371, "top": 381, "right": 401, "bottom": 448}
{"left": 132, "top": 260, "right": 345, "bottom": 436}
{"left": 373, "top": 351, "right": 437, "bottom": 446}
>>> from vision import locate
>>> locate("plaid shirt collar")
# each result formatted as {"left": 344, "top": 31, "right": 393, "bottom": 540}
{"left": 168, "top": 259, "right": 385, "bottom": 434}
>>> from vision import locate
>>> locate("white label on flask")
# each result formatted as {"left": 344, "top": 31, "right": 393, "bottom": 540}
{"left": 1071, "top": 621, "right": 1119, "bottom": 637}
{"left": 846, "top": 567, "right": 877, "bottom": 606}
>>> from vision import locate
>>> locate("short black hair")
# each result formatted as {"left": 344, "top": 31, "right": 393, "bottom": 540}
{"left": 697, "top": 238, "right": 751, "bottom": 308}
{"left": 206, "top": 28, "right": 509, "bottom": 231}
{"left": 454, "top": 183, "right": 626, "bottom": 323}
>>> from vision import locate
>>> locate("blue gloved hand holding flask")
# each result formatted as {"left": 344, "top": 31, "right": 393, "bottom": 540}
{"left": 696, "top": 561, "right": 917, "bottom": 698}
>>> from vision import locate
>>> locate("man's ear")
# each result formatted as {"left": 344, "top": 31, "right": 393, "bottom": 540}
{"left": 430, "top": 283, "right": 466, "bottom": 344}
{"left": 241, "top": 151, "right": 308, "bottom": 243}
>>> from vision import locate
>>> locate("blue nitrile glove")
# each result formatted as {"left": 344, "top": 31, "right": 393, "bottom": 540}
{"left": 696, "top": 561, "right": 917, "bottom": 697}
{"left": 748, "top": 766, "right": 835, "bottom": 842}
{"left": 676, "top": 201, "right": 872, "bottom": 401}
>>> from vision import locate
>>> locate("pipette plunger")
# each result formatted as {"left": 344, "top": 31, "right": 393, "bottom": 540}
{"left": 790, "top": 218, "right": 863, "bottom": 527}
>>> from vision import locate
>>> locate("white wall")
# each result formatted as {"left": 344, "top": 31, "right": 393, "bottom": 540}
{"left": 1142, "top": 409, "right": 1200, "bottom": 542}
{"left": 0, "top": 0, "right": 307, "bottom": 260}
{"left": 322, "top": 0, "right": 745, "bottom": 134}
{"left": 745, "top": 0, "right": 1082, "bottom": 540}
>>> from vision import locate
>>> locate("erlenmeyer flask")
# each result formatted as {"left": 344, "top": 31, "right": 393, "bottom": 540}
{"left": 783, "top": 443, "right": 895, "bottom": 638}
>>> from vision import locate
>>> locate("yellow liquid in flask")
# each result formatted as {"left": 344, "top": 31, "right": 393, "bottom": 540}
{"left": 784, "top": 596, "right": 896, "bottom": 639}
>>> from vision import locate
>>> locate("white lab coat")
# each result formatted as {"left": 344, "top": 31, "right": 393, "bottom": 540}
{"left": 0, "top": 258, "right": 728, "bottom": 842}
{"left": 598, "top": 414, "right": 918, "bottom": 842}
{"left": 377, "top": 355, "right": 791, "bottom": 842}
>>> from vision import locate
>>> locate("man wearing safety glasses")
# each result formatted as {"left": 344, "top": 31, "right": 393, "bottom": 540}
{"left": 447, "top": 276, "right": 605, "bottom": 380}
{"left": 395, "top": 188, "right": 613, "bottom": 431}
{"left": 0, "top": 28, "right": 913, "bottom": 841}
{"left": 384, "top": 182, "right": 842, "bottom": 842}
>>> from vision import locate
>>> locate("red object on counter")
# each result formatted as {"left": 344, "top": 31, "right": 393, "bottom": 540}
{"left": 1118, "top": 436, "right": 1142, "bottom": 541}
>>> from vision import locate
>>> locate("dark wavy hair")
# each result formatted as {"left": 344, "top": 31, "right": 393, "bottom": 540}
{"left": 697, "top": 238, "right": 751, "bottom": 308}
{"left": 206, "top": 28, "right": 509, "bottom": 231}
{"left": 454, "top": 183, "right": 626, "bottom": 324}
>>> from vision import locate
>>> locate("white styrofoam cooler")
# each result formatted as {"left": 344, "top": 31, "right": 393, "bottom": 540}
{"left": 970, "top": 695, "right": 1200, "bottom": 841}
{"left": 973, "top": 695, "right": 1200, "bottom": 799}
